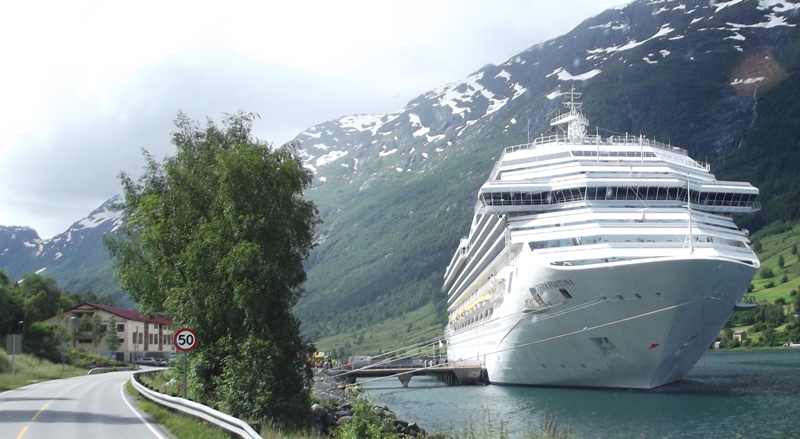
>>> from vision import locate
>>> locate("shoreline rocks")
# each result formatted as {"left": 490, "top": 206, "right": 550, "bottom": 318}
{"left": 310, "top": 372, "right": 432, "bottom": 438}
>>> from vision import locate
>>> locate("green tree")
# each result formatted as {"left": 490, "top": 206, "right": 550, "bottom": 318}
{"left": 0, "top": 271, "right": 25, "bottom": 336}
{"left": 778, "top": 254, "right": 785, "bottom": 269}
{"left": 105, "top": 316, "right": 122, "bottom": 352}
{"left": 105, "top": 111, "right": 319, "bottom": 427}
{"left": 19, "top": 274, "right": 62, "bottom": 323}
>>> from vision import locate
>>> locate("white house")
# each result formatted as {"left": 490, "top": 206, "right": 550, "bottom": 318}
{"left": 43, "top": 302, "right": 175, "bottom": 362}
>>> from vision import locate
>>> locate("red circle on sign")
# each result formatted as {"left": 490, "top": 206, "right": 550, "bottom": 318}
{"left": 173, "top": 328, "right": 198, "bottom": 352}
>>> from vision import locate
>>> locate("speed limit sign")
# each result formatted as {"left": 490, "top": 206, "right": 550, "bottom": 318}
{"left": 173, "top": 328, "right": 198, "bottom": 352}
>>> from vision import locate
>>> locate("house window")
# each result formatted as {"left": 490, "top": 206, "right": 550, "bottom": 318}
{"left": 117, "top": 324, "right": 125, "bottom": 332}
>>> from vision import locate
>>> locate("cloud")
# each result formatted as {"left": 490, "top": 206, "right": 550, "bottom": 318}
{"left": 0, "top": 0, "right": 624, "bottom": 238}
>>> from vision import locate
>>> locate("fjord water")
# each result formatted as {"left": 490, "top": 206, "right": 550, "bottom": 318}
{"left": 361, "top": 350, "right": 800, "bottom": 438}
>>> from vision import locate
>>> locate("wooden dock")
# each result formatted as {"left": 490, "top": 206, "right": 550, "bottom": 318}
{"left": 325, "top": 365, "right": 487, "bottom": 387}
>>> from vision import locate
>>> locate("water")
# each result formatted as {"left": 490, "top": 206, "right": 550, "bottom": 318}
{"left": 360, "top": 350, "right": 800, "bottom": 438}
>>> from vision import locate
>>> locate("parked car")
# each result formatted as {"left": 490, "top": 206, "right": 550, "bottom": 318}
{"left": 157, "top": 358, "right": 169, "bottom": 366}
{"left": 136, "top": 356, "right": 158, "bottom": 366}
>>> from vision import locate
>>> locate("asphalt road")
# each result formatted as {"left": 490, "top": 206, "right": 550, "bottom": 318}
{"left": 0, "top": 369, "right": 172, "bottom": 439}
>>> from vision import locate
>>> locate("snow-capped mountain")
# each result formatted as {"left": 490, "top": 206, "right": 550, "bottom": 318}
{"left": 296, "top": 0, "right": 798, "bottom": 189}
{"left": 0, "top": 195, "right": 127, "bottom": 304}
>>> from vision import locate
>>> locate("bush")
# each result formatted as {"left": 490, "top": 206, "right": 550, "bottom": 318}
{"left": 791, "top": 290, "right": 797, "bottom": 296}
{"left": 761, "top": 267, "right": 775, "bottom": 279}
{"left": 782, "top": 274, "right": 789, "bottom": 284}
{"left": 775, "top": 297, "right": 787, "bottom": 306}
{"left": 766, "top": 281, "right": 776, "bottom": 288}
{"left": 331, "top": 396, "right": 395, "bottom": 439}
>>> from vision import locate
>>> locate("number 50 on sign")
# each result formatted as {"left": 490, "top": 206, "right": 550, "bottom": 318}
{"left": 174, "top": 328, "right": 198, "bottom": 352}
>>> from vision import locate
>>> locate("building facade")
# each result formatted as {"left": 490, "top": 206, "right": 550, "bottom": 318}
{"left": 43, "top": 302, "right": 175, "bottom": 362}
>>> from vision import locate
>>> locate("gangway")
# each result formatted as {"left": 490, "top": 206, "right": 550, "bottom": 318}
{"left": 322, "top": 336, "right": 486, "bottom": 387}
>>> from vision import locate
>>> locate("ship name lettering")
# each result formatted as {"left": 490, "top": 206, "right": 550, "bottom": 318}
{"left": 530, "top": 279, "right": 575, "bottom": 295}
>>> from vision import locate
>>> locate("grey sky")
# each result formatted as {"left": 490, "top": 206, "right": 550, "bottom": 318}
{"left": 0, "top": 0, "right": 625, "bottom": 239}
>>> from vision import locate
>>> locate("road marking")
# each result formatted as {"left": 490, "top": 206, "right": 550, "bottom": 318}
{"left": 31, "top": 382, "right": 82, "bottom": 421}
{"left": 120, "top": 380, "right": 168, "bottom": 439}
{"left": 15, "top": 426, "right": 28, "bottom": 439}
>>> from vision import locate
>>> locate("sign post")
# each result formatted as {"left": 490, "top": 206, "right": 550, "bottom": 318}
{"left": 173, "top": 328, "right": 198, "bottom": 399}
{"left": 6, "top": 334, "right": 22, "bottom": 376}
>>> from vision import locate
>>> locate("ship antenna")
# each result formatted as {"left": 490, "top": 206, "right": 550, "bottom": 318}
{"left": 526, "top": 109, "right": 530, "bottom": 144}
{"left": 687, "top": 173, "right": 694, "bottom": 253}
{"left": 549, "top": 84, "right": 588, "bottom": 141}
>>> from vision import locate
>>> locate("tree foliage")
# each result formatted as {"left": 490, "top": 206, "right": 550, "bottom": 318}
{"left": 105, "top": 111, "right": 320, "bottom": 427}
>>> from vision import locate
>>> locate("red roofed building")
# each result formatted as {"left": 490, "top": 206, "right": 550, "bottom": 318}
{"left": 43, "top": 302, "right": 175, "bottom": 362}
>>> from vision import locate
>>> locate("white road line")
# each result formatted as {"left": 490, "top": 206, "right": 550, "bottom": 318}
{"left": 119, "top": 380, "right": 169, "bottom": 439}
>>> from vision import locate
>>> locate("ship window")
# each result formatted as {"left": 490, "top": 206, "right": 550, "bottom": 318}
{"left": 559, "top": 289, "right": 572, "bottom": 299}
{"left": 667, "top": 188, "right": 678, "bottom": 200}
{"left": 723, "top": 192, "right": 733, "bottom": 205}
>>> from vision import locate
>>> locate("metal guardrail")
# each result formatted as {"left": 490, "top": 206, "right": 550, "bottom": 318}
{"left": 87, "top": 366, "right": 136, "bottom": 375}
{"left": 131, "top": 370, "right": 261, "bottom": 439}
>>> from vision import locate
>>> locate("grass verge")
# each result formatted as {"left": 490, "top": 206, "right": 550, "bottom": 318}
{"left": 134, "top": 370, "right": 320, "bottom": 439}
{"left": 124, "top": 380, "right": 230, "bottom": 439}
{"left": 0, "top": 350, "right": 85, "bottom": 392}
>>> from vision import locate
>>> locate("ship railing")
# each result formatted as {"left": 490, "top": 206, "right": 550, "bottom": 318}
{"left": 498, "top": 134, "right": 711, "bottom": 172}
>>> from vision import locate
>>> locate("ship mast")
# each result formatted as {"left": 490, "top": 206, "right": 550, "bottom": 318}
{"left": 549, "top": 85, "right": 589, "bottom": 141}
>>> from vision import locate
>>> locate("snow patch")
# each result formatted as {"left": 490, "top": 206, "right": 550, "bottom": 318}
{"left": 315, "top": 150, "right": 348, "bottom": 167}
{"left": 35, "top": 267, "right": 46, "bottom": 274}
{"left": 426, "top": 134, "right": 445, "bottom": 143}
{"left": 711, "top": 0, "right": 746, "bottom": 13}
{"left": 730, "top": 77, "right": 766, "bottom": 85}
{"left": 495, "top": 70, "right": 511, "bottom": 80}
{"left": 551, "top": 68, "right": 602, "bottom": 81}
{"left": 758, "top": 0, "right": 800, "bottom": 12}
{"left": 338, "top": 114, "right": 384, "bottom": 135}
{"left": 379, "top": 148, "right": 398, "bottom": 157}
{"left": 586, "top": 25, "right": 674, "bottom": 58}
{"left": 413, "top": 126, "right": 431, "bottom": 137}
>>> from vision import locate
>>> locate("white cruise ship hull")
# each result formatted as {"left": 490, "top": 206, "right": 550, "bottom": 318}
{"left": 446, "top": 257, "right": 756, "bottom": 389}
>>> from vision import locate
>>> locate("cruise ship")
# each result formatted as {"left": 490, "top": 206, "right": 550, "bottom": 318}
{"left": 442, "top": 88, "right": 760, "bottom": 389}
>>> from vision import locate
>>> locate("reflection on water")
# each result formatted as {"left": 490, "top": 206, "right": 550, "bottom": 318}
{"left": 361, "top": 350, "right": 800, "bottom": 438}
